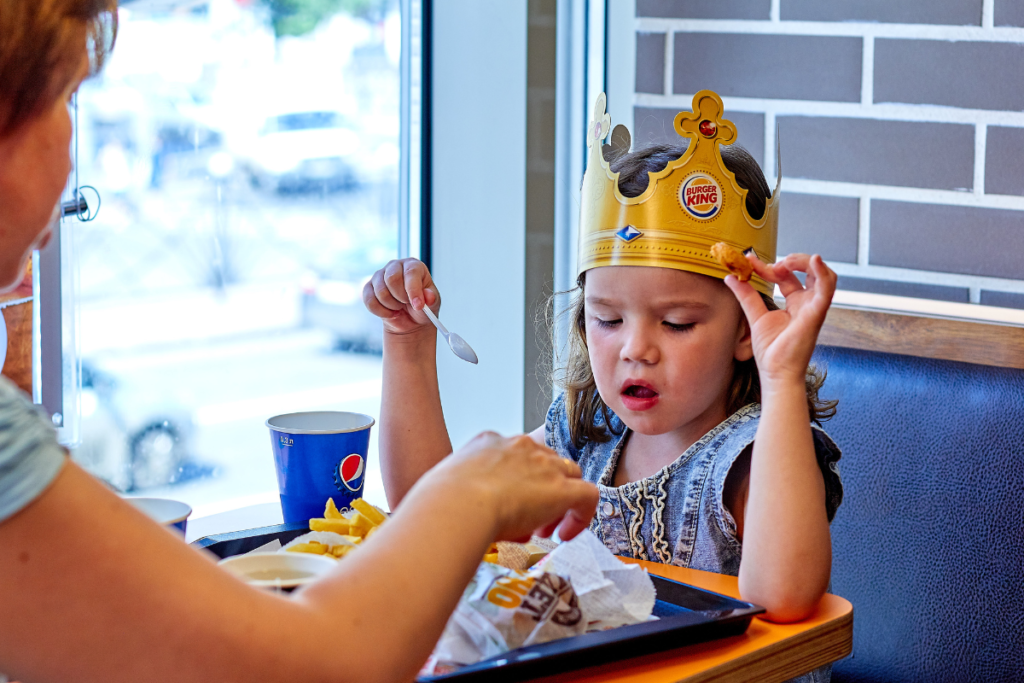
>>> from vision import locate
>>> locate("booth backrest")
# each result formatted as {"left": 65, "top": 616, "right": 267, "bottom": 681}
{"left": 813, "top": 345, "right": 1024, "bottom": 683}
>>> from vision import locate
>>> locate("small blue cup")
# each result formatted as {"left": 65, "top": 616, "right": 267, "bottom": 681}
{"left": 126, "top": 497, "right": 192, "bottom": 535}
{"left": 267, "top": 411, "right": 375, "bottom": 523}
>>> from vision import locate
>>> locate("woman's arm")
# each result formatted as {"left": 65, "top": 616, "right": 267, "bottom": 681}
{"left": 364, "top": 259, "right": 453, "bottom": 506}
{"left": 724, "top": 253, "right": 836, "bottom": 623}
{"left": 0, "top": 435, "right": 597, "bottom": 683}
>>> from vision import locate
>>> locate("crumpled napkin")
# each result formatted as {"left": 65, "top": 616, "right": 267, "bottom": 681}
{"left": 421, "top": 530, "right": 655, "bottom": 676}
{"left": 534, "top": 529, "right": 655, "bottom": 630}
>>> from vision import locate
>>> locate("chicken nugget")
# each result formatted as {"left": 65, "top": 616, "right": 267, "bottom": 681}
{"left": 710, "top": 242, "right": 754, "bottom": 282}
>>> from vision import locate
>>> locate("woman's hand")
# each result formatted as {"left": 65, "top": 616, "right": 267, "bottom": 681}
{"left": 724, "top": 252, "right": 837, "bottom": 387}
{"left": 416, "top": 432, "right": 599, "bottom": 543}
{"left": 362, "top": 258, "right": 440, "bottom": 335}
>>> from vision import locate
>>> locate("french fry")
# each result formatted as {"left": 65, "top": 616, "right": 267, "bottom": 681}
{"left": 348, "top": 512, "right": 374, "bottom": 538}
{"left": 324, "top": 498, "right": 345, "bottom": 520}
{"left": 340, "top": 535, "right": 363, "bottom": 545}
{"left": 331, "top": 544, "right": 356, "bottom": 558}
{"left": 309, "top": 518, "right": 352, "bottom": 535}
{"left": 483, "top": 553, "right": 500, "bottom": 564}
{"left": 351, "top": 498, "right": 387, "bottom": 526}
{"left": 287, "top": 542, "right": 329, "bottom": 555}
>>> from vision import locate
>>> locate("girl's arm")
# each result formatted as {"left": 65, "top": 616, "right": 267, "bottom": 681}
{"left": 724, "top": 253, "right": 837, "bottom": 623}
{"left": 0, "top": 435, "right": 598, "bottom": 683}
{"left": 364, "top": 258, "right": 453, "bottom": 506}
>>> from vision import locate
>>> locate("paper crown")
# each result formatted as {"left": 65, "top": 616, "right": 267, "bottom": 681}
{"left": 578, "top": 90, "right": 780, "bottom": 297}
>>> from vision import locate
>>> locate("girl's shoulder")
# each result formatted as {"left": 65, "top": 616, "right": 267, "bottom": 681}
{"left": 705, "top": 405, "right": 844, "bottom": 522}
{"left": 544, "top": 393, "right": 577, "bottom": 461}
{"left": 544, "top": 392, "right": 624, "bottom": 464}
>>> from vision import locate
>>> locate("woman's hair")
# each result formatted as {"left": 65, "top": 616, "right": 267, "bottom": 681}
{"left": 555, "top": 142, "right": 837, "bottom": 448}
{"left": 0, "top": 0, "right": 118, "bottom": 137}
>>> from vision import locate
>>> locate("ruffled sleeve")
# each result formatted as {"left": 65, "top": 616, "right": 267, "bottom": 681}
{"left": 0, "top": 377, "right": 67, "bottom": 524}
{"left": 544, "top": 393, "right": 581, "bottom": 463}
{"left": 812, "top": 425, "right": 844, "bottom": 522}
{"left": 709, "top": 410, "right": 844, "bottom": 547}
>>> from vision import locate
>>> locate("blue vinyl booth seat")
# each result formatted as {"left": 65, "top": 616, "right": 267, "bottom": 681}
{"left": 812, "top": 346, "right": 1024, "bottom": 683}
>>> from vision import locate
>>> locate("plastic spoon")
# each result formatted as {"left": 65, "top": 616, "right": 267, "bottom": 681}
{"left": 421, "top": 306, "right": 479, "bottom": 364}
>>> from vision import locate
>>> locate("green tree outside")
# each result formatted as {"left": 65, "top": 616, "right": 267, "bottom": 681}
{"left": 259, "top": 0, "right": 391, "bottom": 38}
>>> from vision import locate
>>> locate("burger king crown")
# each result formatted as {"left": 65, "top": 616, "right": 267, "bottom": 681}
{"left": 578, "top": 89, "right": 780, "bottom": 297}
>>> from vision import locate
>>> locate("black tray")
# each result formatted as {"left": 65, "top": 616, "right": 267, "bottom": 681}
{"left": 193, "top": 525, "right": 764, "bottom": 682}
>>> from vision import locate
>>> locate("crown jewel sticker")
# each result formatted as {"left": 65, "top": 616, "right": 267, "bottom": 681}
{"left": 615, "top": 225, "right": 643, "bottom": 242}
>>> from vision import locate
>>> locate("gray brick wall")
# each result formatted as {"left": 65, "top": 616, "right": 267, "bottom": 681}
{"left": 996, "top": 1, "right": 1024, "bottom": 27}
{"left": 781, "top": 0, "right": 983, "bottom": 26}
{"left": 638, "top": 1, "right": 770, "bottom": 21}
{"left": 633, "top": 3, "right": 1024, "bottom": 308}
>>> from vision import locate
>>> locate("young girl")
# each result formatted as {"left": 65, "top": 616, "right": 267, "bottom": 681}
{"left": 365, "top": 92, "right": 843, "bottom": 638}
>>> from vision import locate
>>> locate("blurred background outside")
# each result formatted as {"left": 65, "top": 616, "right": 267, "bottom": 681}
{"left": 70, "top": 0, "right": 398, "bottom": 514}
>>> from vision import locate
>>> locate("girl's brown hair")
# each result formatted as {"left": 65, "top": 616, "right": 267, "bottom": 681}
{"left": 0, "top": 0, "right": 118, "bottom": 137}
{"left": 556, "top": 142, "right": 837, "bottom": 448}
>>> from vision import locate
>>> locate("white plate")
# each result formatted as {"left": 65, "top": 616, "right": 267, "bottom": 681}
{"left": 218, "top": 552, "right": 337, "bottom": 589}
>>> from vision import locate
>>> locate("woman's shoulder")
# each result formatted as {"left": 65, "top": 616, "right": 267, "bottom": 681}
{"left": 0, "top": 375, "right": 62, "bottom": 451}
{"left": 0, "top": 374, "right": 40, "bottom": 417}
{"left": 0, "top": 375, "right": 67, "bottom": 523}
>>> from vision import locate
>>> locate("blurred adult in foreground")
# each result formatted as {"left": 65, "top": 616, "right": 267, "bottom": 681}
{"left": 0, "top": 3, "right": 599, "bottom": 682}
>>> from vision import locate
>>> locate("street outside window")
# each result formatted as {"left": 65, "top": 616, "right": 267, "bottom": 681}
{"left": 70, "top": 0, "right": 400, "bottom": 513}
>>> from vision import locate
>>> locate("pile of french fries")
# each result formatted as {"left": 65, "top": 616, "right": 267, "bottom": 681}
{"left": 286, "top": 498, "right": 551, "bottom": 569}
{"left": 286, "top": 498, "right": 388, "bottom": 559}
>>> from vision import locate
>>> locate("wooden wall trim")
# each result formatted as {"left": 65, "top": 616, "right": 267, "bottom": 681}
{"left": 818, "top": 306, "right": 1024, "bottom": 370}
{"left": 1, "top": 300, "right": 33, "bottom": 394}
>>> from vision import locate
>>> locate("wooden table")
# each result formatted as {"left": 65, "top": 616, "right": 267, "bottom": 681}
{"left": 193, "top": 504, "right": 852, "bottom": 683}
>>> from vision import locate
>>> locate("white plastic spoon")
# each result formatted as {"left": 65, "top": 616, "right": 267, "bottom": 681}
{"left": 421, "top": 306, "right": 479, "bottom": 364}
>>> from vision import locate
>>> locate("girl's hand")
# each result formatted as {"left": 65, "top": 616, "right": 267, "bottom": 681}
{"left": 724, "top": 253, "right": 837, "bottom": 387}
{"left": 362, "top": 258, "right": 440, "bottom": 335}
{"left": 419, "top": 432, "right": 599, "bottom": 543}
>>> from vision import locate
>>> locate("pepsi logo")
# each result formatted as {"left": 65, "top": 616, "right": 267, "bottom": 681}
{"left": 335, "top": 453, "right": 365, "bottom": 492}
{"left": 679, "top": 173, "right": 722, "bottom": 220}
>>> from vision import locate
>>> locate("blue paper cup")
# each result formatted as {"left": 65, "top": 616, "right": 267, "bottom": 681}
{"left": 126, "top": 497, "right": 192, "bottom": 535}
{"left": 267, "top": 411, "right": 375, "bottom": 523}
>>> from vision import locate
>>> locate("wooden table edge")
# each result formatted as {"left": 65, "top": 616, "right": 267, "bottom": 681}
{"left": 680, "top": 609, "right": 853, "bottom": 683}
{"left": 534, "top": 560, "right": 853, "bottom": 683}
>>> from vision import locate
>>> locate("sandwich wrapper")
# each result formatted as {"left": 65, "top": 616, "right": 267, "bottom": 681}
{"left": 421, "top": 530, "right": 656, "bottom": 676}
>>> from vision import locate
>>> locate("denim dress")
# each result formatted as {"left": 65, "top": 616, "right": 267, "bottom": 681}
{"left": 545, "top": 394, "right": 843, "bottom": 683}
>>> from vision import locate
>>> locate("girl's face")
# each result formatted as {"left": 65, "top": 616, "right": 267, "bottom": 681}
{"left": 584, "top": 266, "right": 753, "bottom": 441}
{"left": 0, "top": 52, "right": 87, "bottom": 292}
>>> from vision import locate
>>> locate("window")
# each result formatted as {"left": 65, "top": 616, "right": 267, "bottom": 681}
{"left": 49, "top": 0, "right": 421, "bottom": 516}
